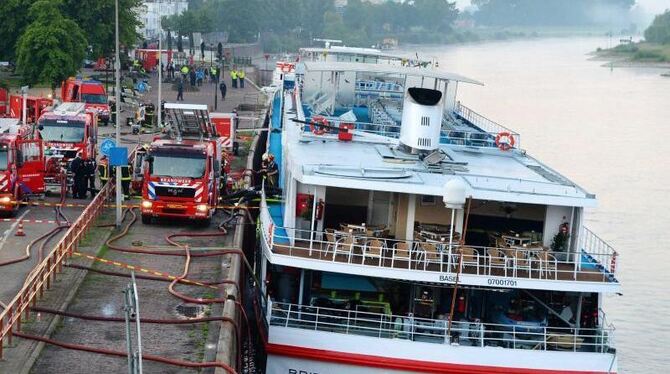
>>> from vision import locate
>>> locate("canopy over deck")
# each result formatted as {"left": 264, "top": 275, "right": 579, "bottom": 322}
{"left": 302, "top": 61, "right": 484, "bottom": 86}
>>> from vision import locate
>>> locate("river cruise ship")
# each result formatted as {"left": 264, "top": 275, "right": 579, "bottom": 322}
{"left": 255, "top": 56, "right": 619, "bottom": 373}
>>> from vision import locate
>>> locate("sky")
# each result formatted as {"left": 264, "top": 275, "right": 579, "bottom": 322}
{"left": 452, "top": 0, "right": 668, "bottom": 28}
{"left": 453, "top": 0, "right": 669, "bottom": 15}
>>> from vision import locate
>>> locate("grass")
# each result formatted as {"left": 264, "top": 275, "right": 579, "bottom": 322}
{"left": 599, "top": 42, "right": 670, "bottom": 62}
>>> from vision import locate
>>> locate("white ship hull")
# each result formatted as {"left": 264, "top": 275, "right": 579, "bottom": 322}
{"left": 265, "top": 325, "right": 617, "bottom": 374}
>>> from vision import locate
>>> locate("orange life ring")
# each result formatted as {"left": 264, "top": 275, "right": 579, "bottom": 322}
{"left": 309, "top": 116, "right": 330, "bottom": 135}
{"left": 495, "top": 132, "right": 515, "bottom": 151}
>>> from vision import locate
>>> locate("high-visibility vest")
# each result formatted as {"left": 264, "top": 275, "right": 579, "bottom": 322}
{"left": 181, "top": 66, "right": 189, "bottom": 74}
{"left": 120, "top": 165, "right": 131, "bottom": 181}
{"left": 230, "top": 70, "right": 237, "bottom": 79}
{"left": 98, "top": 162, "right": 109, "bottom": 182}
{"left": 238, "top": 70, "right": 245, "bottom": 79}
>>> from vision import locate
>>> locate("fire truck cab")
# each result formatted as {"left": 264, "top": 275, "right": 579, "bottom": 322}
{"left": 61, "top": 77, "right": 110, "bottom": 125}
{"left": 0, "top": 118, "right": 45, "bottom": 215}
{"left": 36, "top": 102, "right": 98, "bottom": 191}
{"left": 141, "top": 103, "right": 224, "bottom": 226}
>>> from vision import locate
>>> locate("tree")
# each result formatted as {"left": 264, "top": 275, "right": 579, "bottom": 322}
{"left": 0, "top": 0, "right": 33, "bottom": 61}
{"left": 63, "top": 0, "right": 142, "bottom": 58}
{"left": 644, "top": 10, "right": 670, "bottom": 44}
{"left": 15, "top": 0, "right": 87, "bottom": 89}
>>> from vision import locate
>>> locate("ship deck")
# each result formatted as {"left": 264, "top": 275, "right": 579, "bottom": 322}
{"left": 269, "top": 238, "right": 614, "bottom": 284}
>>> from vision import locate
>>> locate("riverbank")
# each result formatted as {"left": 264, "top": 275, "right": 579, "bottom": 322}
{"left": 591, "top": 42, "right": 670, "bottom": 69}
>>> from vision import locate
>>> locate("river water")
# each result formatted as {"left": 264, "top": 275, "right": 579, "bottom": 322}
{"left": 404, "top": 38, "right": 669, "bottom": 373}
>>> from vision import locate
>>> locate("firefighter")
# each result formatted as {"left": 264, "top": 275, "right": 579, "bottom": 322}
{"left": 261, "top": 153, "right": 278, "bottom": 188}
{"left": 120, "top": 162, "right": 131, "bottom": 198}
{"left": 85, "top": 157, "right": 97, "bottom": 197}
{"left": 69, "top": 152, "right": 86, "bottom": 199}
{"left": 98, "top": 155, "right": 110, "bottom": 185}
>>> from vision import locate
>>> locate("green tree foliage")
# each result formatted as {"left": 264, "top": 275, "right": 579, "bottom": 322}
{"left": 472, "top": 0, "right": 635, "bottom": 27}
{"left": 644, "top": 10, "right": 670, "bottom": 44}
{"left": 15, "top": 0, "right": 87, "bottom": 88}
{"left": 63, "top": 0, "right": 142, "bottom": 57}
{"left": 163, "top": 0, "right": 459, "bottom": 50}
{"left": 0, "top": 0, "right": 33, "bottom": 61}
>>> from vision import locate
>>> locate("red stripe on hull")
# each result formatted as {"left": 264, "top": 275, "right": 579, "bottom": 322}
{"left": 266, "top": 343, "right": 614, "bottom": 374}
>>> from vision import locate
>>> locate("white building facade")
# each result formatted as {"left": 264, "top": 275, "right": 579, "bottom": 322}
{"left": 138, "top": 0, "right": 189, "bottom": 39}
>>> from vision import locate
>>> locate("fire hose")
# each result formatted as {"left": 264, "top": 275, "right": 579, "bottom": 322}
{"left": 13, "top": 331, "right": 237, "bottom": 374}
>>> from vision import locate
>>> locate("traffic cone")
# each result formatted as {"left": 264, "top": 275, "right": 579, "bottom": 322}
{"left": 15, "top": 220, "right": 25, "bottom": 237}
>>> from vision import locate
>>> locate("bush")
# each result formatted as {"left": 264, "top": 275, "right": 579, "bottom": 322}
{"left": 633, "top": 50, "right": 667, "bottom": 62}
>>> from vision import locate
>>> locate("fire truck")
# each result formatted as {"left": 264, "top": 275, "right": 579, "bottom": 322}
{"left": 209, "top": 112, "right": 238, "bottom": 153}
{"left": 61, "top": 77, "right": 111, "bottom": 125}
{"left": 36, "top": 102, "right": 98, "bottom": 191}
{"left": 0, "top": 118, "right": 45, "bottom": 216}
{"left": 8, "top": 94, "right": 53, "bottom": 123}
{"left": 140, "top": 103, "right": 224, "bottom": 225}
{"left": 0, "top": 88, "right": 53, "bottom": 123}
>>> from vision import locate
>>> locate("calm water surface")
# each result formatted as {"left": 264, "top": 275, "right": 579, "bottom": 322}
{"left": 404, "top": 38, "right": 670, "bottom": 373}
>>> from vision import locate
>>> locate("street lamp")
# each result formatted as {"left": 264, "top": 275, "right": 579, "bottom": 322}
{"left": 157, "top": 5, "right": 163, "bottom": 130}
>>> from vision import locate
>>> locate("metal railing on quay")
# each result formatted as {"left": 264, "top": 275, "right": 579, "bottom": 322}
{"left": 267, "top": 301, "right": 614, "bottom": 354}
{"left": 259, "top": 197, "right": 617, "bottom": 283}
{"left": 0, "top": 180, "right": 115, "bottom": 359}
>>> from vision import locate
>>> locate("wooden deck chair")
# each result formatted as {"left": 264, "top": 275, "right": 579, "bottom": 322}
{"left": 364, "top": 239, "right": 385, "bottom": 266}
{"left": 392, "top": 242, "right": 412, "bottom": 269}
{"left": 333, "top": 234, "right": 355, "bottom": 263}
{"left": 457, "top": 247, "right": 480, "bottom": 274}
{"left": 534, "top": 251, "right": 558, "bottom": 280}
{"left": 487, "top": 248, "right": 508, "bottom": 276}
{"left": 420, "top": 242, "right": 441, "bottom": 271}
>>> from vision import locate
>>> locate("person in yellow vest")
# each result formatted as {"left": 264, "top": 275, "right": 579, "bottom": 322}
{"left": 230, "top": 68, "right": 238, "bottom": 89}
{"left": 238, "top": 68, "right": 246, "bottom": 88}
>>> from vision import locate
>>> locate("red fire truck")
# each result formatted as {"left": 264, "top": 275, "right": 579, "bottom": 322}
{"left": 36, "top": 102, "right": 98, "bottom": 191}
{"left": 209, "top": 112, "right": 237, "bottom": 153}
{"left": 0, "top": 118, "right": 45, "bottom": 216}
{"left": 0, "top": 88, "right": 8, "bottom": 114}
{"left": 8, "top": 94, "right": 53, "bottom": 123}
{"left": 140, "top": 103, "right": 224, "bottom": 226}
{"left": 61, "top": 77, "right": 110, "bottom": 125}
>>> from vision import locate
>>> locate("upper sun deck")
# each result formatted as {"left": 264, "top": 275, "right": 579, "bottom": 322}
{"left": 281, "top": 89, "right": 595, "bottom": 208}
{"left": 299, "top": 46, "right": 432, "bottom": 66}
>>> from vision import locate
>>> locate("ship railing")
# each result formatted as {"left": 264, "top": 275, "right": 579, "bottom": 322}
{"left": 454, "top": 102, "right": 521, "bottom": 148}
{"left": 579, "top": 227, "right": 618, "bottom": 276}
{"left": 268, "top": 301, "right": 615, "bottom": 353}
{"left": 299, "top": 115, "right": 509, "bottom": 149}
{"left": 259, "top": 220, "right": 617, "bottom": 284}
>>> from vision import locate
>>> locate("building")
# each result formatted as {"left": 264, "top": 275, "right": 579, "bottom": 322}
{"left": 138, "top": 0, "right": 189, "bottom": 39}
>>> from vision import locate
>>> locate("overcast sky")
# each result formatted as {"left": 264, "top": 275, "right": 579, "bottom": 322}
{"left": 454, "top": 0, "right": 669, "bottom": 15}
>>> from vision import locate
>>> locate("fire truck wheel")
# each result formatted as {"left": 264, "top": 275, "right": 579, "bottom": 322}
{"left": 141, "top": 214, "right": 153, "bottom": 225}
{"left": 196, "top": 218, "right": 211, "bottom": 227}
